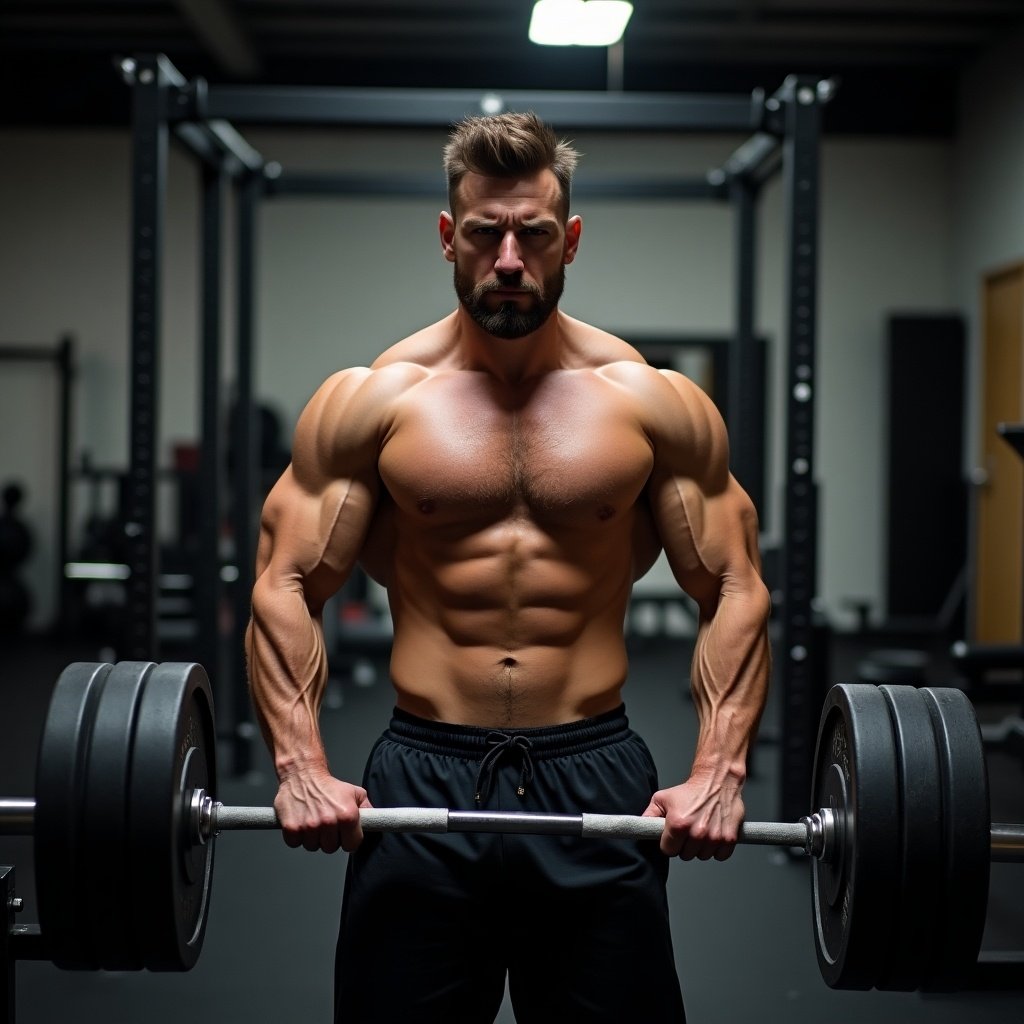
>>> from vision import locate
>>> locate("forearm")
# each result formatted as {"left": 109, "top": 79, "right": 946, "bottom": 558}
{"left": 688, "top": 581, "right": 771, "bottom": 779}
{"left": 247, "top": 572, "right": 332, "bottom": 780}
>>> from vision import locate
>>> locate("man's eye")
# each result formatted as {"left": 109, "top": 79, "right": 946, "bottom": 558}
{"left": 473, "top": 227, "right": 499, "bottom": 235}
{"left": 522, "top": 228, "right": 547, "bottom": 236}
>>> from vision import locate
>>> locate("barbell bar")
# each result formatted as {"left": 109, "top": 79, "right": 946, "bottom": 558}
{"left": 0, "top": 791, "right": 816, "bottom": 849}
{"left": 2, "top": 660, "right": 1022, "bottom": 991}
{"left": 206, "top": 798, "right": 816, "bottom": 847}
{"left": 4, "top": 793, "right": 1023, "bottom": 861}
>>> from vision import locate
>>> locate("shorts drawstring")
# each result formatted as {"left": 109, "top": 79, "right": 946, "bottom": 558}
{"left": 474, "top": 732, "right": 535, "bottom": 805}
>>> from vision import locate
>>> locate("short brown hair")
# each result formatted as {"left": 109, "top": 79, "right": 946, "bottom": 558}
{"left": 443, "top": 112, "right": 580, "bottom": 219}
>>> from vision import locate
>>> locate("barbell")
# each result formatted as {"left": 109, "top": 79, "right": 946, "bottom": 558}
{"left": 1, "top": 661, "right": 1021, "bottom": 992}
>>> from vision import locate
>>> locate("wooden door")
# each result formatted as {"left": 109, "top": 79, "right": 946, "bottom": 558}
{"left": 973, "top": 264, "right": 1024, "bottom": 643}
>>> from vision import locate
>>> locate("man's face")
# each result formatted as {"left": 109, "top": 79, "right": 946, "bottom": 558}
{"left": 439, "top": 169, "right": 581, "bottom": 339}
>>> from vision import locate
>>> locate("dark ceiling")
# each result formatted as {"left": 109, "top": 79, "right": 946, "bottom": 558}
{"left": 4, "top": 0, "right": 1024, "bottom": 135}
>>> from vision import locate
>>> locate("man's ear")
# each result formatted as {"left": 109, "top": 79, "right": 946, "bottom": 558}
{"left": 439, "top": 211, "right": 456, "bottom": 263}
{"left": 563, "top": 215, "right": 582, "bottom": 265}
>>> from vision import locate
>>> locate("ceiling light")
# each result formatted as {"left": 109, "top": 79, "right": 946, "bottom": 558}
{"left": 529, "top": 0, "right": 634, "bottom": 47}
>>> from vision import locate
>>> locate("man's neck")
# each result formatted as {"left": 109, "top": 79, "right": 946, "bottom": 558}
{"left": 451, "top": 307, "right": 568, "bottom": 384}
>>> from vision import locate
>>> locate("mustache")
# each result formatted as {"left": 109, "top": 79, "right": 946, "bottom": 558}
{"left": 474, "top": 277, "right": 542, "bottom": 299}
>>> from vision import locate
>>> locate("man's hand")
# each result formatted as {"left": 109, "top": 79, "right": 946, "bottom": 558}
{"left": 643, "top": 767, "right": 745, "bottom": 861}
{"left": 274, "top": 769, "right": 372, "bottom": 854}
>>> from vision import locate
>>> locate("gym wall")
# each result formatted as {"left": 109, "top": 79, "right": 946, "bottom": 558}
{"left": 0, "top": 114, "right": 981, "bottom": 633}
{"left": 953, "top": 26, "right": 1024, "bottom": 480}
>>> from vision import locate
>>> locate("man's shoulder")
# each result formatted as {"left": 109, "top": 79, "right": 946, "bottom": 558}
{"left": 314, "top": 361, "right": 427, "bottom": 407}
{"left": 298, "top": 360, "right": 428, "bottom": 447}
{"left": 592, "top": 360, "right": 725, "bottom": 455}
{"left": 318, "top": 327, "right": 446, "bottom": 406}
{"left": 562, "top": 315, "right": 646, "bottom": 368}
{"left": 558, "top": 319, "right": 708, "bottom": 415}
{"left": 310, "top": 315, "right": 465, "bottom": 425}
{"left": 593, "top": 358, "right": 700, "bottom": 408}
{"left": 564, "top": 318, "right": 699, "bottom": 398}
{"left": 370, "top": 315, "right": 455, "bottom": 374}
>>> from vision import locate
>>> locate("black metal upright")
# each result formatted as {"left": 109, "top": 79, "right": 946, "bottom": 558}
{"left": 230, "top": 171, "right": 263, "bottom": 775}
{"left": 55, "top": 335, "right": 73, "bottom": 632}
{"left": 778, "top": 76, "right": 824, "bottom": 824}
{"left": 2, "top": 866, "right": 13, "bottom": 1024}
{"left": 729, "top": 174, "right": 761, "bottom": 517}
{"left": 125, "top": 54, "right": 172, "bottom": 661}
{"left": 196, "top": 165, "right": 227, "bottom": 690}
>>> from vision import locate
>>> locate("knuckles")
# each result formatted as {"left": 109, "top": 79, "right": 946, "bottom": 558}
{"left": 275, "top": 787, "right": 365, "bottom": 854}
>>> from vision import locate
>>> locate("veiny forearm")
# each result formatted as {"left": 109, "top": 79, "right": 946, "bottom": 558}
{"left": 689, "top": 580, "right": 772, "bottom": 779}
{"left": 247, "top": 572, "right": 332, "bottom": 780}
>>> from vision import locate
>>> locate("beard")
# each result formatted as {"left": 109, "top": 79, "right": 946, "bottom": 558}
{"left": 454, "top": 263, "right": 565, "bottom": 339}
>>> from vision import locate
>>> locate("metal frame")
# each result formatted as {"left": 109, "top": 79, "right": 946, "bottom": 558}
{"left": 196, "top": 164, "right": 227, "bottom": 692}
{"left": 778, "top": 76, "right": 825, "bottom": 825}
{"left": 229, "top": 171, "right": 261, "bottom": 773}
{"left": 121, "top": 54, "right": 826, "bottom": 795}
{"left": 265, "top": 171, "right": 726, "bottom": 201}
{"left": 121, "top": 55, "right": 260, "bottom": 770}
{"left": 728, "top": 174, "right": 760, "bottom": 524}
{"left": 2, "top": 866, "right": 11, "bottom": 1024}
{"left": 190, "top": 85, "right": 762, "bottom": 132}
{"left": 124, "top": 54, "right": 170, "bottom": 661}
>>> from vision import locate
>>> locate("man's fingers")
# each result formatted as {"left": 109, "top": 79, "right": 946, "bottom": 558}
{"left": 285, "top": 812, "right": 361, "bottom": 853}
{"left": 660, "top": 810, "right": 740, "bottom": 861}
{"left": 275, "top": 780, "right": 368, "bottom": 853}
{"left": 677, "top": 823, "right": 714, "bottom": 861}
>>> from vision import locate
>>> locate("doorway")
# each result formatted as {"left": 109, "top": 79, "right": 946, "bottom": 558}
{"left": 973, "top": 263, "right": 1024, "bottom": 643}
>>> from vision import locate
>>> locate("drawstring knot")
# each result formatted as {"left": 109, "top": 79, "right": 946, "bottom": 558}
{"left": 474, "top": 732, "right": 535, "bottom": 805}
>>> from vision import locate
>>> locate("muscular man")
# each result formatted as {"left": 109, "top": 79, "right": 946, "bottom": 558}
{"left": 247, "top": 112, "right": 771, "bottom": 1023}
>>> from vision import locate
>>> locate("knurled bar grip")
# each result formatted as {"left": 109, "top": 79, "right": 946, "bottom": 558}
{"left": 212, "top": 806, "right": 450, "bottom": 833}
{"left": 210, "top": 803, "right": 809, "bottom": 846}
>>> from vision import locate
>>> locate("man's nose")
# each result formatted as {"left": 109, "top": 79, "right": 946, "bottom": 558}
{"left": 495, "top": 231, "right": 524, "bottom": 275}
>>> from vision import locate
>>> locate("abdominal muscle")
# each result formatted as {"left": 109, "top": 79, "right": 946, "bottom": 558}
{"left": 383, "top": 515, "right": 635, "bottom": 728}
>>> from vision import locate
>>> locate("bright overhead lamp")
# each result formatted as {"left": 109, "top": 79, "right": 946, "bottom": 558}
{"left": 529, "top": 0, "right": 634, "bottom": 47}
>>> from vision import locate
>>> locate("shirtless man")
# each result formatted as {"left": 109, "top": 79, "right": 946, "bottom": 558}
{"left": 247, "top": 112, "right": 771, "bottom": 1024}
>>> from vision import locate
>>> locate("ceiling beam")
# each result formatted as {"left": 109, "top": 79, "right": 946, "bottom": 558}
{"left": 238, "top": 14, "right": 997, "bottom": 48}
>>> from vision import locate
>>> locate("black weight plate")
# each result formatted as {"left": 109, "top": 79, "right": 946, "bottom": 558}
{"left": 126, "top": 662, "right": 217, "bottom": 971}
{"left": 810, "top": 683, "right": 901, "bottom": 990}
{"left": 34, "top": 662, "right": 113, "bottom": 970}
{"left": 919, "top": 687, "right": 990, "bottom": 992}
{"left": 81, "top": 662, "right": 155, "bottom": 970}
{"left": 876, "top": 685, "right": 943, "bottom": 991}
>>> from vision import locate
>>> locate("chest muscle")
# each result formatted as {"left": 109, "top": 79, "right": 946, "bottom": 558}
{"left": 379, "top": 374, "right": 653, "bottom": 524}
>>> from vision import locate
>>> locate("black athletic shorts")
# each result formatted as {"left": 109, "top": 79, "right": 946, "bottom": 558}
{"left": 334, "top": 705, "right": 686, "bottom": 1024}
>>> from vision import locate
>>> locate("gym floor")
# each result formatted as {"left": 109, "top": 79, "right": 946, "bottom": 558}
{"left": 2, "top": 629, "right": 1023, "bottom": 1023}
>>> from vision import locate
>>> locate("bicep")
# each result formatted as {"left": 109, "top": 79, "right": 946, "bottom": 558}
{"left": 257, "top": 466, "right": 379, "bottom": 609}
{"left": 645, "top": 371, "right": 761, "bottom": 606}
{"left": 652, "top": 474, "right": 761, "bottom": 610}
{"left": 255, "top": 369, "right": 383, "bottom": 610}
